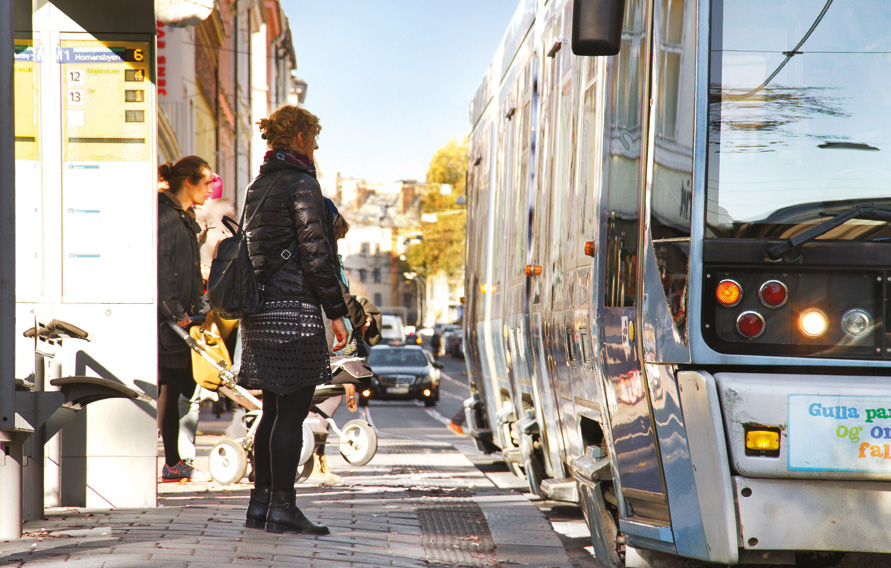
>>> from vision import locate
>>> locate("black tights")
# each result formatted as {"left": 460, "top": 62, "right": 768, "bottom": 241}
{"left": 157, "top": 367, "right": 196, "bottom": 467}
{"left": 253, "top": 386, "right": 316, "bottom": 491}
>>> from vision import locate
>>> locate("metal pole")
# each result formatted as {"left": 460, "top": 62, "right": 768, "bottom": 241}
{"left": 0, "top": 0, "right": 20, "bottom": 541}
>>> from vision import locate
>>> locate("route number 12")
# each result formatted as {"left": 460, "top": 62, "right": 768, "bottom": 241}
{"left": 68, "top": 69, "right": 84, "bottom": 86}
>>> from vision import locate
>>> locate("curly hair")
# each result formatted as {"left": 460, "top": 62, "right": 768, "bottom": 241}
{"left": 257, "top": 105, "right": 321, "bottom": 150}
{"left": 158, "top": 155, "right": 210, "bottom": 194}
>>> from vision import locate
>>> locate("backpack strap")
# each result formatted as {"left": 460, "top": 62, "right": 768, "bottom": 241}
{"left": 236, "top": 171, "right": 300, "bottom": 283}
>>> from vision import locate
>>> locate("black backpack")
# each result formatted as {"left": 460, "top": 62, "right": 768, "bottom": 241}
{"left": 206, "top": 173, "right": 293, "bottom": 319}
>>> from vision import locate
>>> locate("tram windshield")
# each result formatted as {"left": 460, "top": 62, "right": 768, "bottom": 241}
{"left": 706, "top": 0, "right": 891, "bottom": 240}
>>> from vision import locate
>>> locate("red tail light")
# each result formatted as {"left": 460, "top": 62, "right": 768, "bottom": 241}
{"left": 737, "top": 311, "right": 765, "bottom": 339}
{"left": 759, "top": 280, "right": 788, "bottom": 308}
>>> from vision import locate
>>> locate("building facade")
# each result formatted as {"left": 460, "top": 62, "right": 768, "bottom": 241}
{"left": 157, "top": 0, "right": 300, "bottom": 205}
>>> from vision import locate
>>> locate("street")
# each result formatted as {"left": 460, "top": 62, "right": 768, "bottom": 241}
{"left": 349, "top": 352, "right": 601, "bottom": 568}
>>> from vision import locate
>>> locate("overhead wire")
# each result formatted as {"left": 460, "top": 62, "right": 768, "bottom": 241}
{"left": 725, "top": 0, "right": 834, "bottom": 101}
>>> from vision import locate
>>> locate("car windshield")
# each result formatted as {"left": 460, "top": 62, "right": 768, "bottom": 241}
{"left": 706, "top": 0, "right": 891, "bottom": 240}
{"left": 368, "top": 350, "right": 427, "bottom": 367}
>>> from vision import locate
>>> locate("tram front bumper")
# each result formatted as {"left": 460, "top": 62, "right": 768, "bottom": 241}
{"left": 679, "top": 370, "right": 891, "bottom": 557}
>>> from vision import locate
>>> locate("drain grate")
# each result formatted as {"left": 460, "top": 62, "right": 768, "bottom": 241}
{"left": 415, "top": 499, "right": 495, "bottom": 568}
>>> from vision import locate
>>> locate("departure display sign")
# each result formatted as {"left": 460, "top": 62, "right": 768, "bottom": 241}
{"left": 14, "top": 40, "right": 43, "bottom": 300}
{"left": 59, "top": 38, "right": 155, "bottom": 303}
{"left": 14, "top": 41, "right": 38, "bottom": 161}
{"left": 60, "top": 39, "right": 152, "bottom": 162}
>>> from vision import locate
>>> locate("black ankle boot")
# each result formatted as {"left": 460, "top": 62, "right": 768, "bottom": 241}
{"left": 265, "top": 490, "right": 330, "bottom": 535}
{"left": 245, "top": 487, "right": 271, "bottom": 529}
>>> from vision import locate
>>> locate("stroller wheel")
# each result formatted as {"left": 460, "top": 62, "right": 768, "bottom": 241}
{"left": 209, "top": 439, "right": 248, "bottom": 485}
{"left": 339, "top": 419, "right": 378, "bottom": 466}
{"left": 295, "top": 455, "right": 315, "bottom": 483}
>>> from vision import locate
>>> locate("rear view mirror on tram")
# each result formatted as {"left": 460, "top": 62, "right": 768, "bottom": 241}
{"left": 571, "top": 0, "right": 626, "bottom": 56}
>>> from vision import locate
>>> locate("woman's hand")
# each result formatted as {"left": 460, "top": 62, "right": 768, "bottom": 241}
{"left": 332, "top": 317, "right": 348, "bottom": 352}
{"left": 177, "top": 314, "right": 192, "bottom": 328}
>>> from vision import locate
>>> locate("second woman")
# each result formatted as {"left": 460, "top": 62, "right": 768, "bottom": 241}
{"left": 238, "top": 104, "right": 348, "bottom": 535}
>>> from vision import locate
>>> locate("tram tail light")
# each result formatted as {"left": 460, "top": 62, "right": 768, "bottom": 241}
{"left": 716, "top": 279, "right": 742, "bottom": 307}
{"left": 799, "top": 308, "right": 828, "bottom": 338}
{"left": 362, "top": 389, "right": 371, "bottom": 398}
{"left": 759, "top": 280, "right": 788, "bottom": 308}
{"left": 745, "top": 427, "right": 781, "bottom": 457}
{"left": 736, "top": 311, "right": 765, "bottom": 339}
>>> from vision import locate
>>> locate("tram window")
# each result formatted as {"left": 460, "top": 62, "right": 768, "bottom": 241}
{"left": 650, "top": 0, "right": 694, "bottom": 339}
{"left": 604, "top": 0, "right": 646, "bottom": 309}
{"left": 578, "top": 59, "right": 603, "bottom": 262}
{"left": 707, "top": 2, "right": 891, "bottom": 241}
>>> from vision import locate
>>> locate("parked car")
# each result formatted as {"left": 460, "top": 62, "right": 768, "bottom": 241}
{"left": 380, "top": 315, "right": 405, "bottom": 345}
{"left": 361, "top": 345, "right": 442, "bottom": 407}
{"left": 445, "top": 329, "right": 463, "bottom": 358}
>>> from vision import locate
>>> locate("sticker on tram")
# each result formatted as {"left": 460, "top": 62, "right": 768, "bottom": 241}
{"left": 789, "top": 395, "right": 891, "bottom": 472}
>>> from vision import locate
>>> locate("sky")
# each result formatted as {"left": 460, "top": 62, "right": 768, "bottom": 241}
{"left": 280, "top": 1, "right": 519, "bottom": 189}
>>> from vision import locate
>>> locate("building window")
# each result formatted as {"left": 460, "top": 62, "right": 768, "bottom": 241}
{"left": 360, "top": 242, "right": 370, "bottom": 255}
{"left": 373, "top": 269, "right": 381, "bottom": 283}
{"left": 359, "top": 269, "right": 367, "bottom": 283}
{"left": 374, "top": 293, "right": 383, "bottom": 306}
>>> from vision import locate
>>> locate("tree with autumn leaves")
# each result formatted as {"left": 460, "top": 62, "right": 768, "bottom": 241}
{"left": 405, "top": 137, "right": 467, "bottom": 278}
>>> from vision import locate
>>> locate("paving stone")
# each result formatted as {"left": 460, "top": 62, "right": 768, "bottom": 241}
{"left": 2, "top": 427, "right": 578, "bottom": 568}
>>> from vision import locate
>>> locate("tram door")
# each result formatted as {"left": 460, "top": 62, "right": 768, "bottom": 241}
{"left": 528, "top": 17, "right": 566, "bottom": 478}
{"left": 598, "top": 0, "right": 669, "bottom": 521}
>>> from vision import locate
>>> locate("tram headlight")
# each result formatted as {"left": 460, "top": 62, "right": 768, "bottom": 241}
{"left": 841, "top": 308, "right": 872, "bottom": 339}
{"left": 799, "top": 308, "right": 828, "bottom": 338}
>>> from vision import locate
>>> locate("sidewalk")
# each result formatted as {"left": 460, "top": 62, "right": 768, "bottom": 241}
{"left": 0, "top": 419, "right": 574, "bottom": 568}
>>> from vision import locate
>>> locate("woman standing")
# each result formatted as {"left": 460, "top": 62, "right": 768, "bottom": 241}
{"left": 239, "top": 105, "right": 347, "bottom": 535}
{"left": 157, "top": 156, "right": 214, "bottom": 482}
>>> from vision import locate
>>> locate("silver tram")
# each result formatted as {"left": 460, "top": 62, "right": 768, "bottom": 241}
{"left": 462, "top": 0, "right": 891, "bottom": 565}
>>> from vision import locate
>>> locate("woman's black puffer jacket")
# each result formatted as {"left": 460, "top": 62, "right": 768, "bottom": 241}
{"left": 157, "top": 191, "right": 203, "bottom": 367}
{"left": 243, "top": 158, "right": 348, "bottom": 321}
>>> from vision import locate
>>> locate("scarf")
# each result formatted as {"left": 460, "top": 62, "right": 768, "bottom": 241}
{"left": 264, "top": 149, "right": 316, "bottom": 178}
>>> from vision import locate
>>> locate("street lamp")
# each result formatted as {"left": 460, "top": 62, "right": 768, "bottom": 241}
{"left": 403, "top": 272, "right": 426, "bottom": 327}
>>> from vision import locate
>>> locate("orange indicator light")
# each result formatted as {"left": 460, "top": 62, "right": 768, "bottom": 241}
{"left": 716, "top": 279, "right": 742, "bottom": 307}
{"left": 746, "top": 430, "right": 780, "bottom": 451}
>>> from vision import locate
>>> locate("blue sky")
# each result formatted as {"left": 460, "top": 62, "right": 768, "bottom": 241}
{"left": 281, "top": 1, "right": 518, "bottom": 186}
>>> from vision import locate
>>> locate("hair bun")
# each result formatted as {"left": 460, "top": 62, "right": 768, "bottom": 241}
{"left": 158, "top": 162, "right": 173, "bottom": 181}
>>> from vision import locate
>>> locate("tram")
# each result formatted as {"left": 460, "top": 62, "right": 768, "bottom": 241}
{"left": 462, "top": 0, "right": 891, "bottom": 565}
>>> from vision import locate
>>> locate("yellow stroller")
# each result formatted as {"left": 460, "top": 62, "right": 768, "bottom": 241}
{"left": 167, "top": 314, "right": 379, "bottom": 485}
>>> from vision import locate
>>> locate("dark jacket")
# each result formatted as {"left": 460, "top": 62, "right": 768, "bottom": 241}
{"left": 243, "top": 159, "right": 348, "bottom": 321}
{"left": 157, "top": 191, "right": 203, "bottom": 366}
